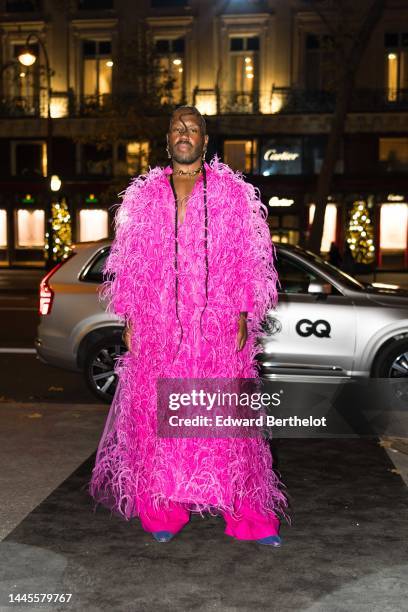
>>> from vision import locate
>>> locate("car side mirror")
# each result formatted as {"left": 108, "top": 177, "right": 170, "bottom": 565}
{"left": 308, "top": 281, "right": 332, "bottom": 295}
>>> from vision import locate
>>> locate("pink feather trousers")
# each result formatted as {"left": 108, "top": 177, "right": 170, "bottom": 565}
{"left": 89, "top": 157, "right": 288, "bottom": 527}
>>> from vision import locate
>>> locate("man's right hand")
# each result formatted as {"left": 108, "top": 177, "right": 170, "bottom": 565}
{"left": 122, "top": 323, "right": 132, "bottom": 352}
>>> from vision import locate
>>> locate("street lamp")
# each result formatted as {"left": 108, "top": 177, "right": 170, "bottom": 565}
{"left": 18, "top": 33, "right": 55, "bottom": 269}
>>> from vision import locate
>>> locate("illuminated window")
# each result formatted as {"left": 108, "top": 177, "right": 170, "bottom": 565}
{"left": 385, "top": 33, "right": 408, "bottom": 101}
{"left": 379, "top": 137, "right": 408, "bottom": 171}
{"left": 0, "top": 211, "right": 7, "bottom": 247}
{"left": 83, "top": 40, "right": 112, "bottom": 98}
{"left": 223, "top": 140, "right": 257, "bottom": 173}
{"left": 228, "top": 37, "right": 259, "bottom": 112}
{"left": 309, "top": 203, "right": 337, "bottom": 252}
{"left": 16, "top": 209, "right": 44, "bottom": 247}
{"left": 269, "top": 213, "right": 300, "bottom": 246}
{"left": 380, "top": 203, "right": 408, "bottom": 250}
{"left": 127, "top": 141, "right": 149, "bottom": 175}
{"left": 79, "top": 209, "right": 108, "bottom": 242}
{"left": 155, "top": 38, "right": 185, "bottom": 104}
{"left": 5, "top": 43, "right": 40, "bottom": 116}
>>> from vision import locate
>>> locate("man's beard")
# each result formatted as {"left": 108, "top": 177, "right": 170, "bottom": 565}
{"left": 169, "top": 141, "right": 203, "bottom": 165}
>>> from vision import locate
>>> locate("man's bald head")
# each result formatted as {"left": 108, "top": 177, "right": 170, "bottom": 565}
{"left": 169, "top": 105, "right": 206, "bottom": 135}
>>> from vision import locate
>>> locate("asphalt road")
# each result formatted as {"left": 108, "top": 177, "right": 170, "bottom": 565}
{"left": 0, "top": 288, "right": 99, "bottom": 404}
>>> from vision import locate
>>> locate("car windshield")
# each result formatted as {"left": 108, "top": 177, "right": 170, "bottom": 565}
{"left": 288, "top": 247, "right": 366, "bottom": 291}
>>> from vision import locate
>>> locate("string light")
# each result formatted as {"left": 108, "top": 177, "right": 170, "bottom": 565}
{"left": 48, "top": 197, "right": 72, "bottom": 262}
{"left": 345, "top": 200, "right": 375, "bottom": 264}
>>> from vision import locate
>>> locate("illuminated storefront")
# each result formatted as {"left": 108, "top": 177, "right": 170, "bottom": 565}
{"left": 308, "top": 203, "right": 339, "bottom": 253}
{"left": 78, "top": 208, "right": 109, "bottom": 242}
{"left": 0, "top": 189, "right": 110, "bottom": 267}
{"left": 378, "top": 196, "right": 408, "bottom": 267}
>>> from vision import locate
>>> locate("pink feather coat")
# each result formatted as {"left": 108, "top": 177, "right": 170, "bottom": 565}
{"left": 89, "top": 157, "right": 288, "bottom": 520}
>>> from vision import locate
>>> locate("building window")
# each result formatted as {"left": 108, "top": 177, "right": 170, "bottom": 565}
{"left": 308, "top": 203, "right": 338, "bottom": 253}
{"left": 223, "top": 140, "right": 258, "bottom": 173}
{"left": 78, "top": 209, "right": 108, "bottom": 242}
{"left": 78, "top": 0, "right": 113, "bottom": 8}
{"left": 126, "top": 142, "right": 149, "bottom": 175}
{"left": 116, "top": 141, "right": 149, "bottom": 175}
{"left": 385, "top": 32, "right": 408, "bottom": 102}
{"left": 6, "top": 0, "right": 40, "bottom": 11}
{"left": 5, "top": 44, "right": 40, "bottom": 116}
{"left": 15, "top": 209, "right": 44, "bottom": 248}
{"left": 155, "top": 38, "right": 185, "bottom": 103}
{"left": 305, "top": 34, "right": 335, "bottom": 91}
{"left": 261, "top": 138, "right": 302, "bottom": 176}
{"left": 12, "top": 141, "right": 47, "bottom": 177}
{"left": 83, "top": 144, "right": 112, "bottom": 175}
{"left": 227, "top": 36, "right": 259, "bottom": 112}
{"left": 379, "top": 137, "right": 408, "bottom": 172}
{"left": 270, "top": 213, "right": 300, "bottom": 246}
{"left": 83, "top": 40, "right": 113, "bottom": 99}
{"left": 0, "top": 211, "right": 7, "bottom": 248}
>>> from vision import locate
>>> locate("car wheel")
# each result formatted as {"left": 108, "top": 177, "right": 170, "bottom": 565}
{"left": 373, "top": 339, "right": 408, "bottom": 378}
{"left": 84, "top": 333, "right": 127, "bottom": 403}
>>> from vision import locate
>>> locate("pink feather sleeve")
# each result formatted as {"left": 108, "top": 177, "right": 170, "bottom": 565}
{"left": 234, "top": 179, "right": 279, "bottom": 324}
{"left": 98, "top": 178, "right": 142, "bottom": 321}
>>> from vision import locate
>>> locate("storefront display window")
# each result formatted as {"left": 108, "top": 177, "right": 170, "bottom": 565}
{"left": 380, "top": 203, "right": 408, "bottom": 250}
{"left": 15, "top": 209, "right": 44, "bottom": 247}
{"left": 0, "top": 211, "right": 7, "bottom": 248}
{"left": 309, "top": 203, "right": 337, "bottom": 252}
{"left": 79, "top": 209, "right": 108, "bottom": 242}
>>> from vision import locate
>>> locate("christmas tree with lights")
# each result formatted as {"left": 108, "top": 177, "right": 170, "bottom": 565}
{"left": 345, "top": 200, "right": 375, "bottom": 264}
{"left": 46, "top": 197, "right": 72, "bottom": 263}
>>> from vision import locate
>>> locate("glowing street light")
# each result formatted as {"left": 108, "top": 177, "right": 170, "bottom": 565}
{"left": 17, "top": 49, "right": 37, "bottom": 67}
{"left": 18, "top": 33, "right": 55, "bottom": 269}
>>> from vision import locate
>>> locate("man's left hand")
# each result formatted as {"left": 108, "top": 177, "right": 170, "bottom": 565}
{"left": 236, "top": 314, "right": 248, "bottom": 351}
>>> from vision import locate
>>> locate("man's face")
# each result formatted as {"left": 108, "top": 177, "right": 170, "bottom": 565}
{"left": 167, "top": 112, "right": 208, "bottom": 165}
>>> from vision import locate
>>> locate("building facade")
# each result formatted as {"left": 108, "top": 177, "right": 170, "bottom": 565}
{"left": 0, "top": 0, "right": 407, "bottom": 268}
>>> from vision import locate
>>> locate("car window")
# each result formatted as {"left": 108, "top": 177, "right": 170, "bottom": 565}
{"left": 81, "top": 248, "right": 110, "bottom": 283}
{"left": 275, "top": 254, "right": 336, "bottom": 295}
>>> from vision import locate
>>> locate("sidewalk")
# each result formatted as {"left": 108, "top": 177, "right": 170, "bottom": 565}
{"left": 1, "top": 413, "right": 407, "bottom": 611}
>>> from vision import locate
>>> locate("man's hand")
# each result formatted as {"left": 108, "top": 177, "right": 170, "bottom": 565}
{"left": 236, "top": 313, "right": 248, "bottom": 351}
{"left": 122, "top": 321, "right": 132, "bottom": 352}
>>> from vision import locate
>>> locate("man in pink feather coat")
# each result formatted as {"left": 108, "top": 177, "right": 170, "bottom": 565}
{"left": 89, "top": 106, "right": 288, "bottom": 545}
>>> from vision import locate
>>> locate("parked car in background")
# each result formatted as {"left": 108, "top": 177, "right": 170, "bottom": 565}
{"left": 35, "top": 240, "right": 408, "bottom": 403}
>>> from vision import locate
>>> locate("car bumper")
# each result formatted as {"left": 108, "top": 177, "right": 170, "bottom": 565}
{"left": 35, "top": 337, "right": 80, "bottom": 373}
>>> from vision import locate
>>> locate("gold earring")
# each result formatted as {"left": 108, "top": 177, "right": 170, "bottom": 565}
{"left": 166, "top": 144, "right": 171, "bottom": 159}
{"left": 202, "top": 147, "right": 207, "bottom": 161}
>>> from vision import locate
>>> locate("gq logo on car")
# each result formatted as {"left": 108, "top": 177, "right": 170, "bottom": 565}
{"left": 296, "top": 319, "right": 331, "bottom": 338}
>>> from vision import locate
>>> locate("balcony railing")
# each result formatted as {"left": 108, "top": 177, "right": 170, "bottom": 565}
{"left": 2, "top": 88, "right": 408, "bottom": 119}
{"left": 271, "top": 87, "right": 408, "bottom": 114}
{"left": 0, "top": 95, "right": 41, "bottom": 117}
